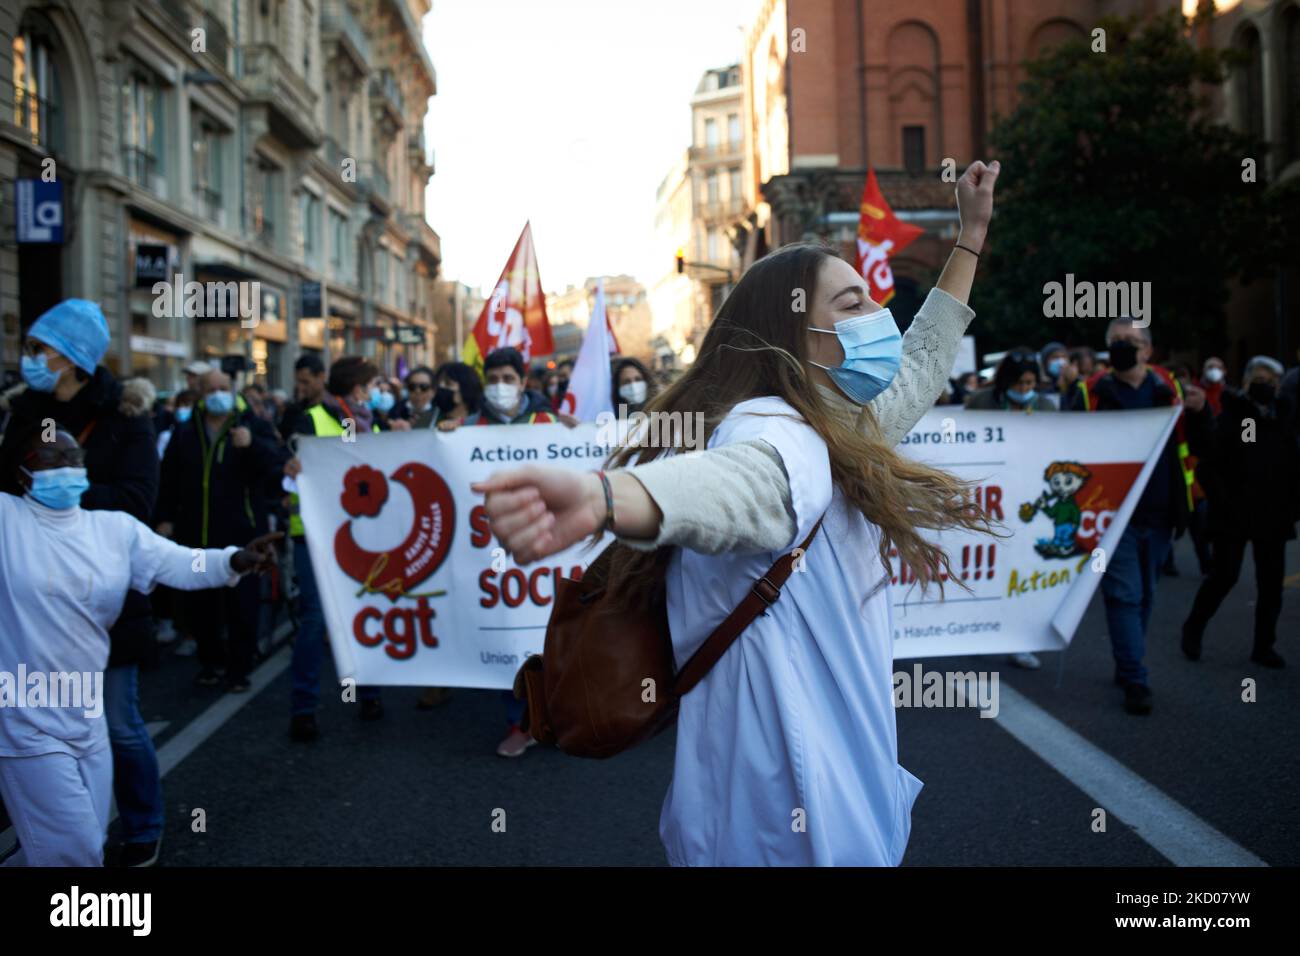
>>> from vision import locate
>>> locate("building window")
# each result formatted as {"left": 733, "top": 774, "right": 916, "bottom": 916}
{"left": 374, "top": 247, "right": 388, "bottom": 300}
{"left": 1285, "top": 7, "right": 1300, "bottom": 163}
{"left": 727, "top": 113, "right": 740, "bottom": 146}
{"left": 253, "top": 158, "right": 280, "bottom": 246}
{"left": 330, "top": 209, "right": 348, "bottom": 277}
{"left": 707, "top": 227, "right": 719, "bottom": 263}
{"left": 706, "top": 170, "right": 719, "bottom": 203}
{"left": 1236, "top": 26, "right": 1265, "bottom": 145}
{"left": 301, "top": 193, "right": 321, "bottom": 268}
{"left": 704, "top": 117, "right": 717, "bottom": 148}
{"left": 903, "top": 126, "right": 926, "bottom": 176}
{"left": 192, "top": 113, "right": 224, "bottom": 224}
{"left": 729, "top": 166, "right": 742, "bottom": 203}
{"left": 12, "top": 29, "right": 63, "bottom": 153}
{"left": 122, "top": 64, "right": 164, "bottom": 191}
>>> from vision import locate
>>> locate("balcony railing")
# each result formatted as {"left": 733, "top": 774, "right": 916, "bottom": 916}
{"left": 322, "top": 0, "right": 370, "bottom": 66}
{"left": 202, "top": 10, "right": 230, "bottom": 71}
{"left": 689, "top": 141, "right": 743, "bottom": 162}
{"left": 242, "top": 44, "right": 322, "bottom": 148}
{"left": 371, "top": 69, "right": 404, "bottom": 114}
{"left": 196, "top": 185, "right": 224, "bottom": 225}
{"left": 361, "top": 160, "right": 390, "bottom": 201}
{"left": 122, "top": 146, "right": 159, "bottom": 189}
{"left": 699, "top": 197, "right": 747, "bottom": 220}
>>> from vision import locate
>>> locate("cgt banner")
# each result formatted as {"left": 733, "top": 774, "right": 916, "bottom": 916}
{"left": 891, "top": 406, "right": 1180, "bottom": 659}
{"left": 297, "top": 407, "right": 1180, "bottom": 687}
{"left": 296, "top": 425, "right": 613, "bottom": 689}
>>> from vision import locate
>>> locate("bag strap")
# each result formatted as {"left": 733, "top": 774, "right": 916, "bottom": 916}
{"left": 672, "top": 515, "right": 825, "bottom": 696}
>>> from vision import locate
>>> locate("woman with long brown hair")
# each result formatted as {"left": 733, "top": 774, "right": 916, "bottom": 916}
{"left": 474, "top": 161, "right": 1001, "bottom": 865}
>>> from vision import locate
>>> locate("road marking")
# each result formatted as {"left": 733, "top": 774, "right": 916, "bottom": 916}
{"left": 145, "top": 721, "right": 170, "bottom": 739}
{"left": 155, "top": 645, "right": 290, "bottom": 777}
{"left": 964, "top": 681, "right": 1268, "bottom": 867}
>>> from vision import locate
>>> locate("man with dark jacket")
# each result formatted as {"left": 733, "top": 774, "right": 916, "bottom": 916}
{"left": 0, "top": 299, "right": 164, "bottom": 866}
{"left": 1182, "top": 356, "right": 1298, "bottom": 668}
{"left": 281, "top": 355, "right": 385, "bottom": 741}
{"left": 1065, "top": 318, "right": 1210, "bottom": 715}
{"left": 157, "top": 369, "right": 281, "bottom": 691}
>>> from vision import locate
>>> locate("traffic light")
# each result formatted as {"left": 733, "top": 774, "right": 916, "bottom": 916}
{"left": 675, "top": 248, "right": 685, "bottom": 274}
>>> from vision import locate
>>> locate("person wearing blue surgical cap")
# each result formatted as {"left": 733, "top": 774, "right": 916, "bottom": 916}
{"left": 0, "top": 299, "right": 167, "bottom": 867}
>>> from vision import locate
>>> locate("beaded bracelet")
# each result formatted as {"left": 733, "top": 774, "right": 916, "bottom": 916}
{"left": 595, "top": 470, "right": 616, "bottom": 533}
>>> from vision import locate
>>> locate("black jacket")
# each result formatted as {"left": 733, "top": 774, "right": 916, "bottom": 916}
{"left": 1063, "top": 368, "right": 1210, "bottom": 534}
{"left": 0, "top": 369, "right": 160, "bottom": 666}
{"left": 157, "top": 403, "right": 281, "bottom": 549}
{"left": 1197, "top": 388, "right": 1300, "bottom": 540}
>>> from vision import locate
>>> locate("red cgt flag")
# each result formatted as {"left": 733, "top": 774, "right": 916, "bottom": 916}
{"left": 856, "top": 169, "right": 923, "bottom": 306}
{"left": 462, "top": 222, "right": 554, "bottom": 376}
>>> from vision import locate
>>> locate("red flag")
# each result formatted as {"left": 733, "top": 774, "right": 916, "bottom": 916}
{"left": 462, "top": 222, "right": 553, "bottom": 376}
{"left": 856, "top": 169, "right": 924, "bottom": 306}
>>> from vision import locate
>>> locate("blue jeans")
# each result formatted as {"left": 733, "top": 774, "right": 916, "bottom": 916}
{"left": 1100, "top": 524, "right": 1172, "bottom": 688}
{"left": 104, "top": 665, "right": 163, "bottom": 844}
{"left": 291, "top": 538, "right": 379, "bottom": 715}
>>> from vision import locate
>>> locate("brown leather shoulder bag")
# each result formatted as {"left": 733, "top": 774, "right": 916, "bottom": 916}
{"left": 513, "top": 519, "right": 823, "bottom": 759}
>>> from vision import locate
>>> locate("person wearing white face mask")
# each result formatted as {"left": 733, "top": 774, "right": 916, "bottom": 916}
{"left": 474, "top": 161, "right": 1001, "bottom": 864}
{"left": 1197, "top": 356, "right": 1227, "bottom": 416}
{"left": 610, "top": 358, "right": 655, "bottom": 414}
{"left": 0, "top": 426, "right": 280, "bottom": 866}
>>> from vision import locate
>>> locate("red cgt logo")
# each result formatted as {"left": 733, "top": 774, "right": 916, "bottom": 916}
{"left": 333, "top": 462, "right": 454, "bottom": 601}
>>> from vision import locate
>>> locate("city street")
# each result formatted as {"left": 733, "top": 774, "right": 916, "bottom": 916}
{"left": 15, "top": 534, "right": 1287, "bottom": 868}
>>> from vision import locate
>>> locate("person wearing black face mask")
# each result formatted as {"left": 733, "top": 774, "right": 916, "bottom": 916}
{"left": 412, "top": 361, "right": 482, "bottom": 430}
{"left": 1182, "top": 356, "right": 1297, "bottom": 669}
{"left": 1065, "top": 318, "right": 1211, "bottom": 715}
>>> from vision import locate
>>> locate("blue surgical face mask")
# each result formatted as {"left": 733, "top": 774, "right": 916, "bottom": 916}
{"left": 1047, "top": 358, "right": 1064, "bottom": 378}
{"left": 23, "top": 466, "right": 90, "bottom": 510}
{"left": 808, "top": 309, "right": 903, "bottom": 405}
{"left": 21, "top": 353, "right": 63, "bottom": 392}
{"left": 205, "top": 390, "right": 234, "bottom": 415}
{"left": 369, "top": 388, "right": 395, "bottom": 413}
{"left": 1007, "top": 388, "right": 1037, "bottom": 405}
{"left": 175, "top": 406, "right": 193, "bottom": 424}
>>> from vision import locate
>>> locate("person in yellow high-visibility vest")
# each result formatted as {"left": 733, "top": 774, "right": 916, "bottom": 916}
{"left": 1064, "top": 318, "right": 1211, "bottom": 716}
{"left": 281, "top": 356, "right": 406, "bottom": 742}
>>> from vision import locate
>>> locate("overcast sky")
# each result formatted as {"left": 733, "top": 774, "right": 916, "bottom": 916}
{"left": 421, "top": 0, "right": 759, "bottom": 297}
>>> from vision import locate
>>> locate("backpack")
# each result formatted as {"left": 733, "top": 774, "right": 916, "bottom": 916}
{"left": 512, "top": 519, "right": 823, "bottom": 759}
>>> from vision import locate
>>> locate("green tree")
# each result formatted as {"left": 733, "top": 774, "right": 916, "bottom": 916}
{"left": 974, "top": 10, "right": 1278, "bottom": 354}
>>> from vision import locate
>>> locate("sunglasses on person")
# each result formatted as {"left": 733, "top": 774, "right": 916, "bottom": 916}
{"left": 409, "top": 382, "right": 434, "bottom": 392}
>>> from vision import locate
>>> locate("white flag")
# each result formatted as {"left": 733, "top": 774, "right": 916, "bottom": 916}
{"left": 559, "top": 279, "right": 616, "bottom": 422}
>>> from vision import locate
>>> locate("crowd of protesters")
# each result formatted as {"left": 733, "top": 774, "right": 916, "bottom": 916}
{"left": 0, "top": 282, "right": 1294, "bottom": 867}
{"left": 947, "top": 324, "right": 1299, "bottom": 714}
{"left": 0, "top": 296, "right": 669, "bottom": 866}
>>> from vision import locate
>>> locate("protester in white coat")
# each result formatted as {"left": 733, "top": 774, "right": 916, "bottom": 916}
{"left": 0, "top": 427, "right": 280, "bottom": 867}
{"left": 475, "top": 161, "right": 1001, "bottom": 866}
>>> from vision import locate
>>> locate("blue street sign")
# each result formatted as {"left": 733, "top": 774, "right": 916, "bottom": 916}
{"left": 16, "top": 179, "right": 63, "bottom": 244}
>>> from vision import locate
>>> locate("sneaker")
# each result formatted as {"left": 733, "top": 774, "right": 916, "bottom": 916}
{"left": 416, "top": 687, "right": 453, "bottom": 710}
{"left": 227, "top": 677, "right": 251, "bottom": 694}
{"left": 1008, "top": 652, "right": 1041, "bottom": 670}
{"left": 1122, "top": 683, "right": 1152, "bottom": 716}
{"left": 174, "top": 637, "right": 198, "bottom": 657}
{"left": 195, "top": 668, "right": 222, "bottom": 687}
{"left": 1180, "top": 621, "right": 1202, "bottom": 661}
{"left": 119, "top": 838, "right": 162, "bottom": 868}
{"left": 155, "top": 620, "right": 178, "bottom": 645}
{"left": 359, "top": 698, "right": 384, "bottom": 721}
{"left": 289, "top": 713, "right": 319, "bottom": 742}
{"left": 1250, "top": 648, "right": 1285, "bottom": 669}
{"left": 496, "top": 725, "right": 536, "bottom": 758}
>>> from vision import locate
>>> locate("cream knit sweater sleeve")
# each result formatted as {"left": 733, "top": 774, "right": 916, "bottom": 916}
{"left": 615, "top": 287, "right": 974, "bottom": 554}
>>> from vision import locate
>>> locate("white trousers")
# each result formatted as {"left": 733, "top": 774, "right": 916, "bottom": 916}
{"left": 0, "top": 746, "right": 113, "bottom": 867}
